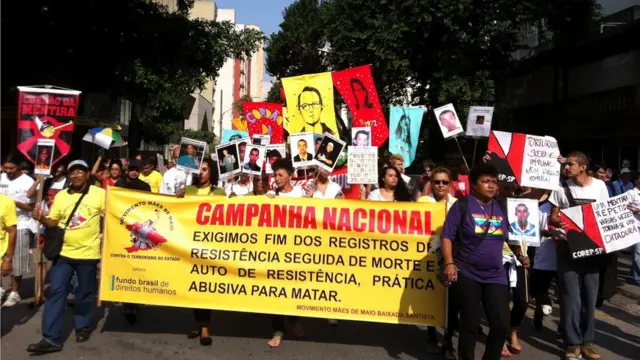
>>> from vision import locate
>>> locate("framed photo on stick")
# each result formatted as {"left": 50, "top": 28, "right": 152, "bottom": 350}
{"left": 34, "top": 139, "right": 56, "bottom": 176}
{"left": 215, "top": 141, "right": 241, "bottom": 178}
{"left": 314, "top": 133, "right": 346, "bottom": 173}
{"left": 290, "top": 132, "right": 315, "bottom": 169}
{"left": 177, "top": 137, "right": 207, "bottom": 174}
{"left": 433, "top": 103, "right": 463, "bottom": 139}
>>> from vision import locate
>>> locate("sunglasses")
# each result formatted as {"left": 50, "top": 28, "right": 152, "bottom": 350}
{"left": 433, "top": 180, "right": 450, "bottom": 185}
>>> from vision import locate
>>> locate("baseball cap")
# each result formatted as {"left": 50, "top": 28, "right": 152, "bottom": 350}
{"left": 620, "top": 168, "right": 632, "bottom": 174}
{"left": 68, "top": 160, "right": 89, "bottom": 172}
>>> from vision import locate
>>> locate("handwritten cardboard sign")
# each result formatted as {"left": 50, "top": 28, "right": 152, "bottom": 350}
{"left": 561, "top": 192, "right": 640, "bottom": 259}
{"left": 347, "top": 146, "right": 378, "bottom": 184}
{"left": 487, "top": 131, "right": 561, "bottom": 190}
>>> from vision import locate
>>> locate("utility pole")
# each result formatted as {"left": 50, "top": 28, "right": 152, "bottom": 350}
{"left": 218, "top": 89, "right": 223, "bottom": 138}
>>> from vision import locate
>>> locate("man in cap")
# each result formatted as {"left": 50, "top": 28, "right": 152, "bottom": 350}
{"left": 29, "top": 160, "right": 105, "bottom": 353}
{"left": 612, "top": 167, "right": 634, "bottom": 196}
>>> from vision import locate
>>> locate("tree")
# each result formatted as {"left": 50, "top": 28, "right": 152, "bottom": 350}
{"left": 2, "top": 0, "right": 265, "bottom": 146}
{"left": 265, "top": 0, "right": 329, "bottom": 79}
{"left": 233, "top": 95, "right": 254, "bottom": 118}
{"left": 266, "top": 80, "right": 284, "bottom": 103}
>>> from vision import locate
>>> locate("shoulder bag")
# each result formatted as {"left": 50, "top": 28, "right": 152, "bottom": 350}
{"left": 42, "top": 187, "right": 89, "bottom": 260}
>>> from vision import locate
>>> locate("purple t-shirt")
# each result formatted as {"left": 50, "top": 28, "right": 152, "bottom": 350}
{"left": 441, "top": 196, "right": 509, "bottom": 285}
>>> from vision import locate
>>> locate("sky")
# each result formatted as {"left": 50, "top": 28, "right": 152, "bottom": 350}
{"left": 215, "top": 0, "right": 295, "bottom": 96}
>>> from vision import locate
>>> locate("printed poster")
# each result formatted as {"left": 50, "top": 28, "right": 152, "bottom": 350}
{"left": 216, "top": 141, "right": 241, "bottom": 178}
{"left": 17, "top": 86, "right": 81, "bottom": 164}
{"left": 232, "top": 117, "right": 248, "bottom": 132}
{"left": 465, "top": 106, "right": 494, "bottom": 138}
{"left": 507, "top": 198, "right": 540, "bottom": 247}
{"left": 389, "top": 106, "right": 424, "bottom": 168}
{"left": 241, "top": 145, "right": 266, "bottom": 176}
{"left": 290, "top": 132, "right": 315, "bottom": 169}
{"left": 265, "top": 144, "right": 286, "bottom": 174}
{"left": 242, "top": 102, "right": 285, "bottom": 144}
{"left": 176, "top": 137, "right": 207, "bottom": 174}
{"left": 351, "top": 127, "right": 372, "bottom": 147}
{"left": 487, "top": 131, "right": 561, "bottom": 190}
{"left": 314, "top": 133, "right": 346, "bottom": 173}
{"left": 281, "top": 72, "right": 339, "bottom": 136}
{"left": 332, "top": 65, "right": 389, "bottom": 146}
{"left": 560, "top": 192, "right": 640, "bottom": 259}
{"left": 34, "top": 139, "right": 56, "bottom": 176}
{"left": 100, "top": 188, "right": 447, "bottom": 326}
{"left": 347, "top": 146, "right": 378, "bottom": 184}
{"left": 433, "top": 103, "right": 463, "bottom": 139}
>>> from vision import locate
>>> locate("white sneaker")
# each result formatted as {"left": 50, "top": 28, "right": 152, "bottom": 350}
{"left": 328, "top": 319, "right": 338, "bottom": 326}
{"left": 542, "top": 304, "right": 552, "bottom": 316}
{"left": 2, "top": 292, "right": 21, "bottom": 307}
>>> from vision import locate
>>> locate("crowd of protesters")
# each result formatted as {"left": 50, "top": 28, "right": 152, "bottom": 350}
{"left": 0, "top": 144, "right": 639, "bottom": 360}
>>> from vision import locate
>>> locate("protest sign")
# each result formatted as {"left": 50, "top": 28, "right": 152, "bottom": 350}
{"left": 265, "top": 144, "right": 286, "bottom": 174}
{"left": 232, "top": 117, "right": 248, "bottom": 132}
{"left": 351, "top": 127, "right": 372, "bottom": 147}
{"left": 487, "top": 131, "right": 561, "bottom": 190}
{"left": 241, "top": 145, "right": 265, "bottom": 175}
{"left": 314, "top": 133, "right": 346, "bottom": 173}
{"left": 347, "top": 147, "right": 378, "bottom": 184}
{"left": 252, "top": 134, "right": 271, "bottom": 146}
{"left": 34, "top": 139, "right": 56, "bottom": 176}
{"left": 465, "top": 106, "right": 494, "bottom": 138}
{"left": 332, "top": 65, "right": 388, "bottom": 146}
{"left": 222, "top": 129, "right": 249, "bottom": 144}
{"left": 282, "top": 72, "right": 339, "bottom": 136}
{"left": 242, "top": 102, "right": 285, "bottom": 144}
{"left": 433, "top": 104, "right": 463, "bottom": 139}
{"left": 507, "top": 198, "right": 540, "bottom": 247}
{"left": 17, "top": 86, "right": 80, "bottom": 164}
{"left": 100, "top": 188, "right": 447, "bottom": 326}
{"left": 389, "top": 106, "right": 424, "bottom": 168}
{"left": 156, "top": 154, "right": 165, "bottom": 174}
{"left": 290, "top": 132, "right": 315, "bottom": 169}
{"left": 560, "top": 192, "right": 640, "bottom": 259}
{"left": 177, "top": 137, "right": 206, "bottom": 174}
{"left": 216, "top": 141, "right": 241, "bottom": 178}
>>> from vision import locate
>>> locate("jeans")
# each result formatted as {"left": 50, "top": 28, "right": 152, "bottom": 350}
{"left": 454, "top": 272, "right": 510, "bottom": 360}
{"left": 633, "top": 242, "right": 640, "bottom": 285}
{"left": 42, "top": 257, "right": 98, "bottom": 346}
{"left": 556, "top": 242, "right": 599, "bottom": 346}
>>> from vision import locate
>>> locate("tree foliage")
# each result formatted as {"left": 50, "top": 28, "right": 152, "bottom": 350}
{"left": 2, "top": 0, "right": 265, "bottom": 145}
{"left": 266, "top": 80, "right": 284, "bottom": 103}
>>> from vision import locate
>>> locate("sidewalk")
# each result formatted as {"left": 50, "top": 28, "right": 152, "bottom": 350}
{"left": 617, "top": 251, "right": 639, "bottom": 300}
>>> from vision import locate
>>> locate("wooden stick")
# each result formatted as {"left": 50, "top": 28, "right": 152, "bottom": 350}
{"left": 34, "top": 175, "right": 45, "bottom": 306}
{"left": 472, "top": 139, "right": 478, "bottom": 166}
{"left": 454, "top": 137, "right": 470, "bottom": 171}
{"left": 522, "top": 239, "right": 529, "bottom": 301}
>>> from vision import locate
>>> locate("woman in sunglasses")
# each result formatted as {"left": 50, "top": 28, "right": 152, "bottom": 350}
{"left": 417, "top": 167, "right": 458, "bottom": 358}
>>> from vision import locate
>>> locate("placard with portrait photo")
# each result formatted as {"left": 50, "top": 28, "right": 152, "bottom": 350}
{"left": 265, "top": 144, "right": 286, "bottom": 174}
{"left": 314, "top": 133, "right": 346, "bottom": 173}
{"left": 34, "top": 139, "right": 56, "bottom": 175}
{"left": 177, "top": 137, "right": 207, "bottom": 174}
{"left": 465, "top": 106, "right": 494, "bottom": 138}
{"left": 434, "top": 103, "right": 464, "bottom": 139}
{"left": 242, "top": 145, "right": 266, "bottom": 175}
{"left": 215, "top": 141, "right": 241, "bottom": 178}
{"left": 289, "top": 132, "right": 315, "bottom": 169}
{"left": 252, "top": 134, "right": 271, "bottom": 146}
{"left": 507, "top": 197, "right": 541, "bottom": 247}
{"left": 351, "top": 127, "right": 372, "bottom": 147}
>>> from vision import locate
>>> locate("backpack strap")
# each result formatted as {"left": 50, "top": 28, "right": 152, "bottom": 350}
{"left": 562, "top": 180, "right": 578, "bottom": 207}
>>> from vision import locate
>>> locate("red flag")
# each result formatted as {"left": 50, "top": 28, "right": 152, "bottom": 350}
{"left": 17, "top": 87, "right": 80, "bottom": 164}
{"left": 332, "top": 65, "right": 388, "bottom": 146}
{"left": 242, "top": 102, "right": 285, "bottom": 144}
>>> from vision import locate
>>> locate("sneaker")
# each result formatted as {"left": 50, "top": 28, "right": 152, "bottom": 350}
{"left": 2, "top": 291, "right": 21, "bottom": 307}
{"left": 581, "top": 343, "right": 601, "bottom": 360}
{"left": 542, "top": 304, "right": 552, "bottom": 315}
{"left": 328, "top": 319, "right": 338, "bottom": 326}
{"left": 565, "top": 345, "right": 581, "bottom": 360}
{"left": 76, "top": 328, "right": 91, "bottom": 343}
{"left": 26, "top": 339, "right": 62, "bottom": 353}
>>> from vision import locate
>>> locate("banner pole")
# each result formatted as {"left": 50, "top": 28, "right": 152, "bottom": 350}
{"left": 34, "top": 175, "right": 46, "bottom": 306}
{"left": 472, "top": 139, "right": 478, "bottom": 166}
{"left": 454, "top": 137, "right": 470, "bottom": 171}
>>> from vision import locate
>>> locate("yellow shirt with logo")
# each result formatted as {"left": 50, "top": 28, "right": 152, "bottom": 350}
{"left": 0, "top": 195, "right": 18, "bottom": 257}
{"left": 139, "top": 171, "right": 163, "bottom": 193}
{"left": 185, "top": 185, "right": 226, "bottom": 196}
{"left": 49, "top": 185, "right": 105, "bottom": 260}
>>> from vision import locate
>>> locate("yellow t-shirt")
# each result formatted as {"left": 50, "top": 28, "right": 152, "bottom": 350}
{"left": 49, "top": 185, "right": 105, "bottom": 260}
{"left": 0, "top": 195, "right": 18, "bottom": 257}
{"left": 139, "top": 171, "right": 163, "bottom": 193}
{"left": 185, "top": 185, "right": 226, "bottom": 196}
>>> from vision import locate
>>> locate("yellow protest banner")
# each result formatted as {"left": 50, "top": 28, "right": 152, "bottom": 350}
{"left": 99, "top": 188, "right": 447, "bottom": 326}
{"left": 281, "top": 72, "right": 339, "bottom": 136}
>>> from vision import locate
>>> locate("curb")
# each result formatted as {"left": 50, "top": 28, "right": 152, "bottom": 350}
{"left": 617, "top": 285, "right": 640, "bottom": 301}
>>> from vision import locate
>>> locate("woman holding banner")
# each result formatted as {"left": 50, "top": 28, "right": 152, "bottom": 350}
{"left": 266, "top": 158, "right": 305, "bottom": 347}
{"left": 177, "top": 158, "right": 224, "bottom": 346}
{"left": 417, "top": 167, "right": 458, "bottom": 357}
{"left": 367, "top": 166, "right": 411, "bottom": 202}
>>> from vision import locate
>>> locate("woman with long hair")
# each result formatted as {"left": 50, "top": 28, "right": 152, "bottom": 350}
{"left": 394, "top": 113, "right": 412, "bottom": 159}
{"left": 92, "top": 157, "right": 122, "bottom": 189}
{"left": 367, "top": 166, "right": 411, "bottom": 202}
{"left": 177, "top": 157, "right": 224, "bottom": 346}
